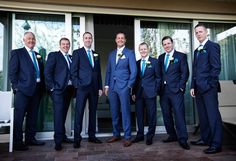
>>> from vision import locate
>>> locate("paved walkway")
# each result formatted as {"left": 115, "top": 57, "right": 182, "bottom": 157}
{"left": 1, "top": 133, "right": 236, "bottom": 161}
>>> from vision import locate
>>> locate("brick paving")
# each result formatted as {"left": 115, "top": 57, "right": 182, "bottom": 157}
{"left": 0, "top": 133, "right": 236, "bottom": 161}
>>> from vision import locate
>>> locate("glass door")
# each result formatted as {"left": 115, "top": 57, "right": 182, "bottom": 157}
{"left": 134, "top": 19, "right": 194, "bottom": 132}
{"left": 12, "top": 12, "right": 85, "bottom": 138}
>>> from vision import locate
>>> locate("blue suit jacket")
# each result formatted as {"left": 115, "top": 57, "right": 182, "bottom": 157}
{"left": 159, "top": 50, "right": 189, "bottom": 94}
{"left": 105, "top": 47, "right": 137, "bottom": 90}
{"left": 8, "top": 47, "right": 45, "bottom": 96}
{"left": 44, "top": 51, "right": 72, "bottom": 92}
{"left": 71, "top": 47, "right": 102, "bottom": 91}
{"left": 191, "top": 40, "right": 221, "bottom": 94}
{"left": 133, "top": 57, "right": 161, "bottom": 98}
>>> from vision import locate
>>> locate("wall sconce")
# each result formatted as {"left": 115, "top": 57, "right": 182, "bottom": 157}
{"left": 22, "top": 20, "right": 31, "bottom": 30}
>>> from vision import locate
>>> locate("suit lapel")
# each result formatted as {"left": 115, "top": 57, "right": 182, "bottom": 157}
{"left": 166, "top": 51, "right": 176, "bottom": 72}
{"left": 23, "top": 47, "right": 35, "bottom": 69}
{"left": 58, "top": 51, "right": 70, "bottom": 69}
{"left": 116, "top": 47, "right": 126, "bottom": 66}
{"left": 82, "top": 47, "right": 93, "bottom": 68}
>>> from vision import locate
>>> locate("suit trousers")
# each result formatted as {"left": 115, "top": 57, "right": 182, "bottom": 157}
{"left": 74, "top": 85, "right": 98, "bottom": 142}
{"left": 160, "top": 87, "right": 188, "bottom": 142}
{"left": 13, "top": 83, "right": 42, "bottom": 144}
{"left": 195, "top": 87, "right": 222, "bottom": 148}
{"left": 108, "top": 86, "right": 131, "bottom": 140}
{"left": 52, "top": 85, "right": 74, "bottom": 145}
{"left": 135, "top": 97, "right": 157, "bottom": 139}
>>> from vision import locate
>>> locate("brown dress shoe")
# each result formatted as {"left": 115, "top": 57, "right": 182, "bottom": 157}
{"left": 107, "top": 136, "right": 121, "bottom": 143}
{"left": 123, "top": 139, "right": 132, "bottom": 147}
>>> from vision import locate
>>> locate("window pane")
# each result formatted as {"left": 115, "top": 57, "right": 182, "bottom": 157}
{"left": 72, "top": 17, "right": 80, "bottom": 50}
{"left": 140, "top": 21, "right": 194, "bottom": 125}
{"left": 0, "top": 23, "right": 3, "bottom": 90}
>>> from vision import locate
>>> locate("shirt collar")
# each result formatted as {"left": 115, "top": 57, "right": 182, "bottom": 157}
{"left": 141, "top": 55, "right": 149, "bottom": 61}
{"left": 166, "top": 49, "right": 175, "bottom": 57}
{"left": 117, "top": 46, "right": 125, "bottom": 53}
{"left": 25, "top": 46, "right": 33, "bottom": 52}
{"left": 84, "top": 46, "right": 92, "bottom": 53}
{"left": 200, "top": 38, "right": 208, "bottom": 47}
{"left": 60, "top": 49, "right": 68, "bottom": 56}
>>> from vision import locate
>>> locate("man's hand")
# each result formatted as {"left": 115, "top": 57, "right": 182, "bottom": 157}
{"left": 104, "top": 88, "right": 109, "bottom": 96}
{"left": 132, "top": 95, "right": 136, "bottom": 102}
{"left": 98, "top": 90, "right": 103, "bottom": 97}
{"left": 190, "top": 88, "right": 195, "bottom": 97}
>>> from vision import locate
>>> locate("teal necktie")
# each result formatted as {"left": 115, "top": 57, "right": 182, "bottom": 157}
{"left": 31, "top": 50, "right": 40, "bottom": 79}
{"left": 141, "top": 59, "right": 146, "bottom": 76}
{"left": 65, "top": 54, "right": 71, "bottom": 69}
{"left": 164, "top": 54, "right": 170, "bottom": 72}
{"left": 87, "top": 49, "right": 93, "bottom": 67}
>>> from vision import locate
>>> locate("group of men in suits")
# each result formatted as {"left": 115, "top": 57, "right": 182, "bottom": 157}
{"left": 8, "top": 23, "right": 222, "bottom": 154}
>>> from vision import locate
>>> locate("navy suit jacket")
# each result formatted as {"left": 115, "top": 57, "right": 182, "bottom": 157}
{"left": 105, "top": 47, "right": 137, "bottom": 90}
{"left": 133, "top": 57, "right": 161, "bottom": 98}
{"left": 159, "top": 50, "right": 189, "bottom": 94}
{"left": 44, "top": 51, "right": 72, "bottom": 92}
{"left": 191, "top": 40, "right": 221, "bottom": 94}
{"left": 8, "top": 47, "right": 45, "bottom": 96}
{"left": 71, "top": 47, "right": 102, "bottom": 91}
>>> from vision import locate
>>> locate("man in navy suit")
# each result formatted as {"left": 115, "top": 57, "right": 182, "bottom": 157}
{"left": 131, "top": 42, "right": 161, "bottom": 145}
{"left": 44, "top": 38, "right": 75, "bottom": 151}
{"left": 8, "top": 32, "right": 45, "bottom": 151}
{"left": 105, "top": 31, "right": 137, "bottom": 147}
{"left": 71, "top": 32, "right": 103, "bottom": 148}
{"left": 159, "top": 36, "right": 190, "bottom": 150}
{"left": 190, "top": 24, "right": 222, "bottom": 154}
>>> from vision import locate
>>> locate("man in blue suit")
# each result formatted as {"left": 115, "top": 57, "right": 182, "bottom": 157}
{"left": 190, "top": 24, "right": 222, "bottom": 154}
{"left": 71, "top": 32, "right": 103, "bottom": 148}
{"left": 105, "top": 31, "right": 137, "bottom": 147}
{"left": 8, "top": 32, "right": 45, "bottom": 151}
{"left": 44, "top": 38, "right": 75, "bottom": 151}
{"left": 131, "top": 42, "right": 161, "bottom": 145}
{"left": 159, "top": 36, "right": 190, "bottom": 150}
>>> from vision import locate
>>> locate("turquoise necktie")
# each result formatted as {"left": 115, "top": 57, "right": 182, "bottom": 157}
{"left": 141, "top": 59, "right": 146, "bottom": 76}
{"left": 31, "top": 50, "right": 40, "bottom": 79}
{"left": 65, "top": 54, "right": 71, "bottom": 69}
{"left": 87, "top": 49, "right": 93, "bottom": 67}
{"left": 164, "top": 54, "right": 169, "bottom": 72}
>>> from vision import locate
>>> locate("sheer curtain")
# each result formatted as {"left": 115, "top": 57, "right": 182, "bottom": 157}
{"left": 203, "top": 23, "right": 236, "bottom": 80}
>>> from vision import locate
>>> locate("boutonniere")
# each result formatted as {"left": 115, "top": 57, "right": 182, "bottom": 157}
{"left": 169, "top": 57, "right": 178, "bottom": 64}
{"left": 118, "top": 53, "right": 126, "bottom": 59}
{"left": 36, "top": 55, "right": 42, "bottom": 59}
{"left": 146, "top": 60, "right": 152, "bottom": 68}
{"left": 197, "top": 46, "right": 206, "bottom": 53}
{"left": 93, "top": 53, "right": 99, "bottom": 60}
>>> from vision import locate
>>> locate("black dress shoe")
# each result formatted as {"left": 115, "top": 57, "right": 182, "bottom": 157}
{"left": 162, "top": 137, "right": 177, "bottom": 143}
{"left": 146, "top": 139, "right": 153, "bottom": 145}
{"left": 204, "top": 147, "right": 222, "bottom": 154}
{"left": 132, "top": 137, "right": 144, "bottom": 143}
{"left": 88, "top": 137, "right": 102, "bottom": 144}
{"left": 13, "top": 143, "right": 29, "bottom": 151}
{"left": 73, "top": 142, "right": 80, "bottom": 149}
{"left": 179, "top": 142, "right": 190, "bottom": 150}
{"left": 63, "top": 138, "right": 74, "bottom": 143}
{"left": 55, "top": 144, "right": 62, "bottom": 151}
{"left": 190, "top": 139, "right": 207, "bottom": 146}
{"left": 26, "top": 139, "right": 45, "bottom": 146}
